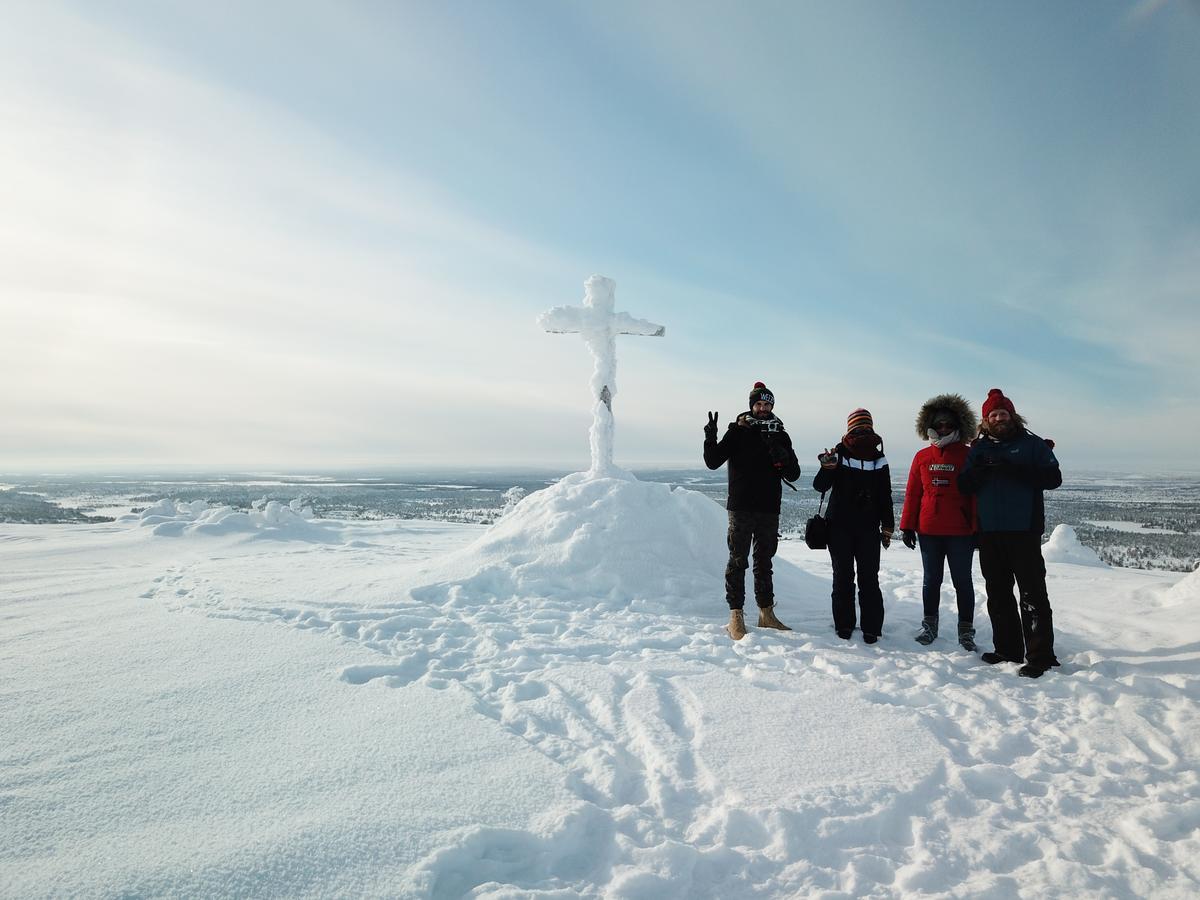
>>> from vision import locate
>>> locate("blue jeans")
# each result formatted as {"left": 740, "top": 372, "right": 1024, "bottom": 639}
{"left": 918, "top": 534, "right": 975, "bottom": 623}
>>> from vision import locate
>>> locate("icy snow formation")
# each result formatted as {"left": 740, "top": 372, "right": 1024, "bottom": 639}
{"left": 125, "top": 497, "right": 338, "bottom": 541}
{"left": 1043, "top": 523, "right": 1107, "bottom": 566}
{"left": 539, "top": 275, "right": 664, "bottom": 477}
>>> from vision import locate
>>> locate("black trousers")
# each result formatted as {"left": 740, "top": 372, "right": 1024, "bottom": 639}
{"left": 977, "top": 531, "right": 1058, "bottom": 666}
{"left": 828, "top": 522, "right": 884, "bottom": 636}
{"left": 725, "top": 510, "right": 779, "bottom": 609}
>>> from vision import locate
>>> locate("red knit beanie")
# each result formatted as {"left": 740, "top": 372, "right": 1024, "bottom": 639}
{"left": 982, "top": 388, "right": 1016, "bottom": 418}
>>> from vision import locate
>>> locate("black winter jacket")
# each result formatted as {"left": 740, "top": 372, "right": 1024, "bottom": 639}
{"left": 812, "top": 443, "right": 895, "bottom": 532}
{"left": 704, "top": 413, "right": 801, "bottom": 514}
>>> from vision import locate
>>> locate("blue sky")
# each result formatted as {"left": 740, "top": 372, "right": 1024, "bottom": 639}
{"left": 2, "top": 1, "right": 1198, "bottom": 472}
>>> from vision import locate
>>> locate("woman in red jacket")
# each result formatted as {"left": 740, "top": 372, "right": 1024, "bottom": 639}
{"left": 899, "top": 394, "right": 979, "bottom": 650}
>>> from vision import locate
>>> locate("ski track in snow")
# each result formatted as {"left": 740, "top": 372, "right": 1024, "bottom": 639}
{"left": 142, "top": 527, "right": 1200, "bottom": 898}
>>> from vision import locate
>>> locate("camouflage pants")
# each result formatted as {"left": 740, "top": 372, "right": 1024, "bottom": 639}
{"left": 725, "top": 510, "right": 780, "bottom": 610}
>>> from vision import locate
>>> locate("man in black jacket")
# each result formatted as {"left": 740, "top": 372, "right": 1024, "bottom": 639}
{"left": 958, "top": 388, "right": 1063, "bottom": 678}
{"left": 704, "top": 381, "right": 802, "bottom": 640}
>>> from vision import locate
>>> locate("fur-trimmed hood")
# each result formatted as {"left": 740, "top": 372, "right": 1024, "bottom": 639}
{"left": 914, "top": 393, "right": 979, "bottom": 440}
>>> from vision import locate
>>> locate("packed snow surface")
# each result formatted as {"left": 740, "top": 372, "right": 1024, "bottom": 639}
{"left": 2, "top": 473, "right": 1198, "bottom": 898}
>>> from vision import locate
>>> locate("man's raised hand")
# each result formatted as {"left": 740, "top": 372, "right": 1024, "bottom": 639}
{"left": 705, "top": 411, "right": 719, "bottom": 440}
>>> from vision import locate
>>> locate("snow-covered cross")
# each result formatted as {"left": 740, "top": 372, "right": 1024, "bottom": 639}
{"left": 539, "top": 275, "right": 665, "bottom": 477}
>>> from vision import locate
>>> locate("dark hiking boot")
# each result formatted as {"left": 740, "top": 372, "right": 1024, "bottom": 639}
{"left": 1018, "top": 663, "right": 1048, "bottom": 678}
{"left": 836, "top": 629, "right": 852, "bottom": 640}
{"left": 915, "top": 616, "right": 938, "bottom": 645}
{"left": 727, "top": 609, "right": 747, "bottom": 641}
{"left": 957, "top": 623, "right": 977, "bottom": 652}
{"left": 863, "top": 633, "right": 879, "bottom": 645}
{"left": 757, "top": 605, "right": 792, "bottom": 631}
{"left": 981, "top": 652, "right": 1021, "bottom": 665}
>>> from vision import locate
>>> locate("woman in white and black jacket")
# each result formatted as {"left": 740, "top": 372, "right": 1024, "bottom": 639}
{"left": 813, "top": 408, "right": 895, "bottom": 643}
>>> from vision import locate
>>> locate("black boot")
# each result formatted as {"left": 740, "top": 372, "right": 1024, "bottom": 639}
{"left": 915, "top": 616, "right": 938, "bottom": 646}
{"left": 982, "top": 652, "right": 1021, "bottom": 665}
{"left": 957, "top": 623, "right": 977, "bottom": 652}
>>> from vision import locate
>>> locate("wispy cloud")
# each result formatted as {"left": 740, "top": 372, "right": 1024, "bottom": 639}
{"left": 2, "top": 3, "right": 1198, "bottom": 471}
{"left": 0, "top": 5, "right": 603, "bottom": 466}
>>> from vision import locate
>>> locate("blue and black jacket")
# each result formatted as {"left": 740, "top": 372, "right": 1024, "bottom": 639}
{"left": 958, "top": 428, "right": 1061, "bottom": 533}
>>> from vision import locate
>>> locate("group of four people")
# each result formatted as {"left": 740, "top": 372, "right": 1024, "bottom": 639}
{"left": 703, "top": 382, "right": 1063, "bottom": 679}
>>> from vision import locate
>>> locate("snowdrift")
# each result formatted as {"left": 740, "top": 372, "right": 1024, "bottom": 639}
{"left": 1164, "top": 564, "right": 1200, "bottom": 605}
{"left": 403, "top": 471, "right": 824, "bottom": 616}
{"left": 1042, "top": 524, "right": 1106, "bottom": 567}
{"left": 124, "top": 498, "right": 341, "bottom": 542}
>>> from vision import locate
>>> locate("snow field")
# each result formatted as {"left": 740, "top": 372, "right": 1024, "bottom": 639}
{"left": 0, "top": 525, "right": 573, "bottom": 898}
{"left": 2, "top": 474, "right": 1198, "bottom": 897}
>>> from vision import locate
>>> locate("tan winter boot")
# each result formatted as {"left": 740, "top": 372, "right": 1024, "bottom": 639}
{"left": 727, "top": 609, "right": 747, "bottom": 641}
{"left": 757, "top": 605, "right": 792, "bottom": 631}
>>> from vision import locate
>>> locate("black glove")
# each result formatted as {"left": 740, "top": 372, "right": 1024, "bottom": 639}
{"left": 705, "top": 411, "right": 719, "bottom": 441}
{"left": 765, "top": 435, "right": 791, "bottom": 466}
{"left": 902, "top": 529, "right": 917, "bottom": 550}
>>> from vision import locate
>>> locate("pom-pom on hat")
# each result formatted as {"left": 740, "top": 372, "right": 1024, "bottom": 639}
{"left": 982, "top": 388, "right": 1016, "bottom": 419}
{"left": 749, "top": 382, "right": 775, "bottom": 406}
{"left": 846, "top": 408, "right": 874, "bottom": 432}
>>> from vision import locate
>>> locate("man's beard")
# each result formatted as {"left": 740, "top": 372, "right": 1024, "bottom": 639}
{"left": 989, "top": 420, "right": 1016, "bottom": 439}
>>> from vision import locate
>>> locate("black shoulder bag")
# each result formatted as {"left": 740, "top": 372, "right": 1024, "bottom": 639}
{"left": 805, "top": 491, "right": 829, "bottom": 550}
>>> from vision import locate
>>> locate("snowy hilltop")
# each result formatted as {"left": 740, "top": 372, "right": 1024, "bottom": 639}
{"left": 3, "top": 469, "right": 1198, "bottom": 898}
{"left": 397, "top": 470, "right": 818, "bottom": 615}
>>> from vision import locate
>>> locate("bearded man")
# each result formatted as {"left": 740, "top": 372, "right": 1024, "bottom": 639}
{"left": 958, "top": 388, "right": 1063, "bottom": 678}
{"left": 704, "top": 381, "right": 801, "bottom": 640}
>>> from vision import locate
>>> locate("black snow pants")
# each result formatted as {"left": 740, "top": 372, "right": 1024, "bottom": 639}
{"left": 977, "top": 531, "right": 1058, "bottom": 667}
{"left": 827, "top": 521, "right": 884, "bottom": 637}
{"left": 725, "top": 510, "right": 779, "bottom": 610}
